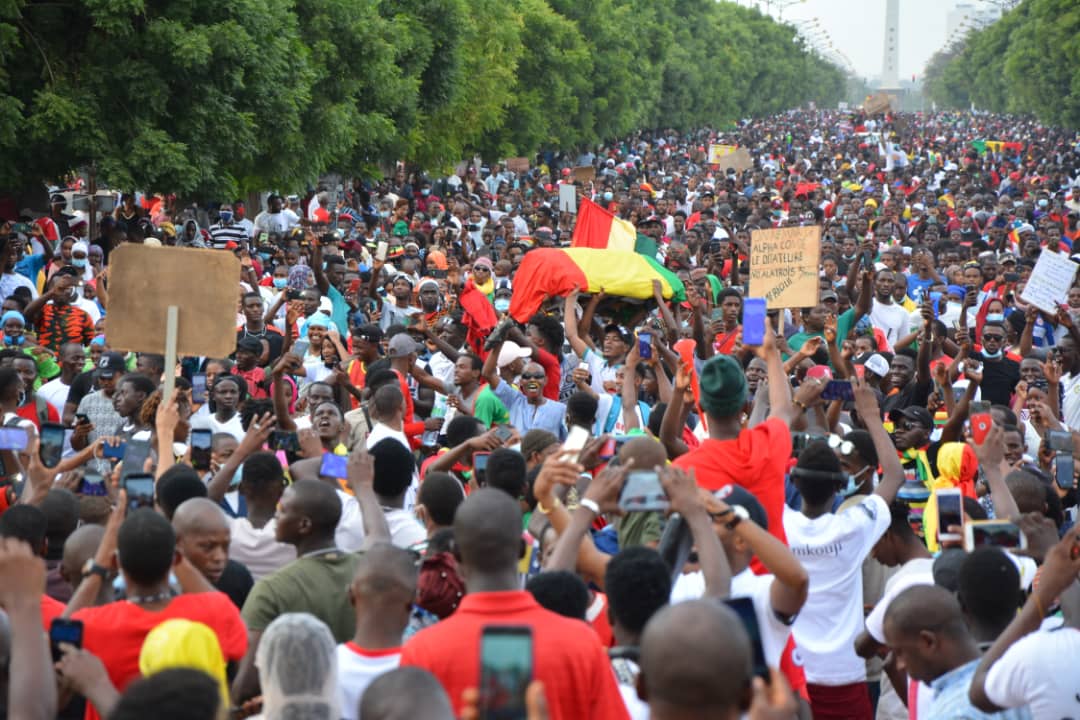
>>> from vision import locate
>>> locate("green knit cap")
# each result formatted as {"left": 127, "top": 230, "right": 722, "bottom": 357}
{"left": 698, "top": 354, "right": 748, "bottom": 418}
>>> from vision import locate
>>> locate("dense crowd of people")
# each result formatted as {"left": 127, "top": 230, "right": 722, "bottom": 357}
{"left": 0, "top": 107, "right": 1079, "bottom": 720}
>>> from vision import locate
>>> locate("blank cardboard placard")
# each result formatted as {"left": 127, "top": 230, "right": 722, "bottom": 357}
{"left": 573, "top": 166, "right": 596, "bottom": 183}
{"left": 748, "top": 226, "right": 821, "bottom": 309}
{"left": 106, "top": 245, "right": 241, "bottom": 358}
{"left": 559, "top": 184, "right": 577, "bottom": 213}
{"left": 505, "top": 157, "right": 530, "bottom": 173}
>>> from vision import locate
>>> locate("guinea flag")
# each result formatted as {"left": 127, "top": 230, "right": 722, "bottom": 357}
{"left": 572, "top": 198, "right": 656, "bottom": 255}
{"left": 508, "top": 247, "right": 686, "bottom": 324}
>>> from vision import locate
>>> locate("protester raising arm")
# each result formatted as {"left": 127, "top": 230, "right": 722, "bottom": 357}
{"left": 346, "top": 445, "right": 391, "bottom": 548}
{"left": 658, "top": 361, "right": 692, "bottom": 459}
{"left": 207, "top": 412, "right": 275, "bottom": 503}
{"left": 271, "top": 353, "right": 300, "bottom": 432}
{"left": 852, "top": 377, "right": 905, "bottom": 505}
{"left": 969, "top": 423, "right": 1020, "bottom": 522}
{"left": 0, "top": 538, "right": 57, "bottom": 720}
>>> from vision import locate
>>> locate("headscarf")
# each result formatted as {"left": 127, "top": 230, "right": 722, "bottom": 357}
{"left": 0, "top": 310, "right": 25, "bottom": 328}
{"left": 72, "top": 240, "right": 94, "bottom": 281}
{"left": 255, "top": 613, "right": 339, "bottom": 720}
{"left": 288, "top": 264, "right": 315, "bottom": 291}
{"left": 138, "top": 619, "right": 229, "bottom": 711}
{"left": 426, "top": 250, "right": 448, "bottom": 270}
{"left": 921, "top": 442, "right": 978, "bottom": 552}
{"left": 472, "top": 256, "right": 495, "bottom": 297}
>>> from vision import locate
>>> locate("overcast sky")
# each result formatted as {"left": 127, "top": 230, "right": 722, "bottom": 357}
{"left": 737, "top": 0, "right": 996, "bottom": 81}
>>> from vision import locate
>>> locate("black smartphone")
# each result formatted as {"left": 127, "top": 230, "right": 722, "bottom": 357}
{"left": 190, "top": 428, "right": 212, "bottom": 472}
{"left": 1003, "top": 272, "right": 1020, "bottom": 283}
{"left": 861, "top": 250, "right": 874, "bottom": 272}
{"left": 473, "top": 451, "right": 490, "bottom": 486}
{"left": 121, "top": 439, "right": 151, "bottom": 479}
{"left": 191, "top": 373, "right": 207, "bottom": 405}
{"left": 78, "top": 469, "right": 107, "bottom": 497}
{"left": 430, "top": 269, "right": 448, "bottom": 279}
{"left": 286, "top": 289, "right": 303, "bottom": 301}
{"left": 39, "top": 422, "right": 65, "bottom": 468}
{"left": 821, "top": 380, "right": 854, "bottom": 402}
{"left": 479, "top": 626, "right": 532, "bottom": 720}
{"left": 722, "top": 597, "right": 769, "bottom": 683}
{"left": 618, "top": 470, "right": 669, "bottom": 513}
{"left": 75, "top": 413, "right": 91, "bottom": 426}
{"left": 121, "top": 473, "right": 155, "bottom": 511}
{"left": 271, "top": 430, "right": 300, "bottom": 453}
{"left": 50, "top": 618, "right": 83, "bottom": 663}
{"left": 1048, "top": 430, "right": 1074, "bottom": 490}
{"left": 319, "top": 452, "right": 348, "bottom": 479}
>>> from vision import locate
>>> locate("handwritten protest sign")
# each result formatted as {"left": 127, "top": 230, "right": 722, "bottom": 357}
{"left": 708, "top": 144, "right": 736, "bottom": 165}
{"left": 506, "top": 157, "right": 530, "bottom": 173}
{"left": 748, "top": 226, "right": 821, "bottom": 309}
{"left": 708, "top": 144, "right": 752, "bottom": 172}
{"left": 107, "top": 245, "right": 240, "bottom": 358}
{"left": 863, "top": 93, "right": 893, "bottom": 115}
{"left": 1020, "top": 250, "right": 1078, "bottom": 314}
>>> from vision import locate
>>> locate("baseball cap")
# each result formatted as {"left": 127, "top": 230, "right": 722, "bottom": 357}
{"left": 387, "top": 334, "right": 421, "bottom": 358}
{"left": 497, "top": 340, "right": 532, "bottom": 368}
{"left": 351, "top": 323, "right": 383, "bottom": 344}
{"left": 889, "top": 406, "right": 934, "bottom": 430}
{"left": 96, "top": 352, "right": 126, "bottom": 378}
{"left": 603, "top": 324, "right": 633, "bottom": 346}
{"left": 713, "top": 485, "right": 768, "bottom": 531}
{"left": 820, "top": 289, "right": 838, "bottom": 303}
{"left": 861, "top": 353, "right": 890, "bottom": 379}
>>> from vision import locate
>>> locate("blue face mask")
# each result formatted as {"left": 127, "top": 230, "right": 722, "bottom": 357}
{"left": 986, "top": 313, "right": 1004, "bottom": 323}
{"left": 982, "top": 348, "right": 1003, "bottom": 359}
{"left": 219, "top": 211, "right": 233, "bottom": 223}
{"left": 1038, "top": 199, "right": 1048, "bottom": 209}
{"left": 421, "top": 189, "right": 430, "bottom": 197}
{"left": 494, "top": 298, "right": 511, "bottom": 313}
{"left": 3, "top": 334, "right": 23, "bottom": 346}
{"left": 272, "top": 277, "right": 288, "bottom": 289}
{"left": 842, "top": 466, "right": 871, "bottom": 497}
{"left": 258, "top": 252, "right": 273, "bottom": 263}
{"left": 72, "top": 258, "right": 87, "bottom": 268}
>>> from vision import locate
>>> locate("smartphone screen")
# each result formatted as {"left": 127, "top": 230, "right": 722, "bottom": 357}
{"left": 271, "top": 430, "right": 300, "bottom": 453}
{"left": 78, "top": 470, "right": 107, "bottom": 497}
{"left": 122, "top": 474, "right": 155, "bottom": 510}
{"left": 936, "top": 489, "right": 963, "bottom": 541}
{"left": 102, "top": 442, "right": 126, "bottom": 461}
{"left": 376, "top": 241, "right": 388, "bottom": 262}
{"left": 1053, "top": 453, "right": 1075, "bottom": 491}
{"left": 319, "top": 452, "right": 348, "bottom": 479}
{"left": 493, "top": 425, "right": 514, "bottom": 443}
{"left": 39, "top": 422, "right": 65, "bottom": 468}
{"left": 191, "top": 373, "right": 207, "bottom": 404}
{"left": 821, "top": 380, "right": 854, "bottom": 402}
{"left": 638, "top": 331, "right": 652, "bottom": 360}
{"left": 473, "top": 452, "right": 490, "bottom": 485}
{"left": 1047, "top": 430, "right": 1073, "bottom": 453}
{"left": 121, "top": 439, "right": 151, "bottom": 479}
{"left": 50, "top": 618, "right": 83, "bottom": 662}
{"left": 965, "top": 520, "right": 1025, "bottom": 552}
{"left": 741, "top": 297, "right": 767, "bottom": 346}
{"left": 0, "top": 426, "right": 27, "bottom": 451}
{"left": 723, "top": 597, "right": 769, "bottom": 682}
{"left": 618, "top": 470, "right": 669, "bottom": 513}
{"left": 190, "top": 429, "right": 212, "bottom": 472}
{"left": 479, "top": 626, "right": 532, "bottom": 720}
{"left": 929, "top": 291, "right": 942, "bottom": 318}
{"left": 292, "top": 339, "right": 310, "bottom": 357}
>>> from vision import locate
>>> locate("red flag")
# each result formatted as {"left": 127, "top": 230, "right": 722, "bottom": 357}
{"left": 458, "top": 278, "right": 497, "bottom": 357}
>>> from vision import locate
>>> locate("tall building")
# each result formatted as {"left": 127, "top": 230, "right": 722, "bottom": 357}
{"left": 946, "top": 2, "right": 1000, "bottom": 42}
{"left": 880, "top": 0, "right": 900, "bottom": 89}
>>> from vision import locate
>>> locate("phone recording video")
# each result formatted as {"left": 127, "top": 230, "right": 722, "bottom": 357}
{"left": 479, "top": 626, "right": 532, "bottom": 720}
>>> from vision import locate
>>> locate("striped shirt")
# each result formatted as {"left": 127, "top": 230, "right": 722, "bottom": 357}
{"left": 208, "top": 223, "right": 248, "bottom": 250}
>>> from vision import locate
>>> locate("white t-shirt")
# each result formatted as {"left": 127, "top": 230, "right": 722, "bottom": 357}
{"left": 366, "top": 423, "right": 419, "bottom": 512}
{"left": 670, "top": 568, "right": 792, "bottom": 668}
{"left": 335, "top": 489, "right": 366, "bottom": 552}
{"left": 864, "top": 558, "right": 935, "bottom": 643}
{"left": 335, "top": 642, "right": 401, "bottom": 720}
{"left": 228, "top": 517, "right": 297, "bottom": 582}
{"left": 783, "top": 493, "right": 890, "bottom": 684}
{"left": 870, "top": 298, "right": 911, "bottom": 348}
{"left": 984, "top": 626, "right": 1080, "bottom": 718}
{"left": 37, "top": 378, "right": 70, "bottom": 415}
{"left": 1061, "top": 373, "right": 1080, "bottom": 432}
{"left": 190, "top": 412, "right": 245, "bottom": 442}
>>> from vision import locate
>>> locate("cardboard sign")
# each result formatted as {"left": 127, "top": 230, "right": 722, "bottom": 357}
{"left": 1021, "top": 250, "right": 1078, "bottom": 314}
{"left": 573, "top": 166, "right": 596, "bottom": 183}
{"left": 505, "top": 157, "right": 530, "bottom": 174}
{"left": 559, "top": 184, "right": 577, "bottom": 213}
{"left": 106, "top": 245, "right": 241, "bottom": 358}
{"left": 707, "top": 144, "right": 752, "bottom": 173}
{"left": 748, "top": 226, "right": 822, "bottom": 309}
{"left": 863, "top": 93, "right": 893, "bottom": 115}
{"left": 708, "top": 144, "right": 736, "bottom": 165}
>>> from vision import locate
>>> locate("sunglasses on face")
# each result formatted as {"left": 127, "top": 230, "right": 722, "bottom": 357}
{"left": 983, "top": 333, "right": 1005, "bottom": 341}
{"left": 521, "top": 373, "right": 545, "bottom": 380}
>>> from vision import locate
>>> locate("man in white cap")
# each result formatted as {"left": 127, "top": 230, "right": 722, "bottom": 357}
{"left": 495, "top": 340, "right": 532, "bottom": 386}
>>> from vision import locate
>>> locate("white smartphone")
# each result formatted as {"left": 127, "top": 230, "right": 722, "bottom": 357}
{"left": 964, "top": 520, "right": 1027, "bottom": 553}
{"left": 562, "top": 425, "right": 591, "bottom": 457}
{"left": 936, "top": 488, "right": 964, "bottom": 543}
{"left": 375, "top": 241, "right": 388, "bottom": 262}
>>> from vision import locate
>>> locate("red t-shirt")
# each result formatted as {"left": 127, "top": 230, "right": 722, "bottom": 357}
{"left": 400, "top": 590, "right": 629, "bottom": 720}
{"left": 674, "top": 417, "right": 793, "bottom": 552}
{"left": 41, "top": 593, "right": 65, "bottom": 630}
{"left": 232, "top": 366, "right": 269, "bottom": 400}
{"left": 535, "top": 347, "right": 562, "bottom": 401}
{"left": 16, "top": 397, "right": 60, "bottom": 431}
{"left": 73, "top": 592, "right": 247, "bottom": 720}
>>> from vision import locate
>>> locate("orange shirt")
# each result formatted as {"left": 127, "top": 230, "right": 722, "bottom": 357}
{"left": 400, "top": 590, "right": 629, "bottom": 720}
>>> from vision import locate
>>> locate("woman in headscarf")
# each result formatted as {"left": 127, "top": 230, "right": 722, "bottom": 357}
{"left": 921, "top": 441, "right": 978, "bottom": 552}
{"left": 254, "top": 613, "right": 339, "bottom": 720}
{"left": 139, "top": 619, "right": 231, "bottom": 711}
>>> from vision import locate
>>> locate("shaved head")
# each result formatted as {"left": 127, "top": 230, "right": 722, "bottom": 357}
{"left": 171, "top": 498, "right": 229, "bottom": 535}
{"left": 453, "top": 488, "right": 522, "bottom": 576}
{"left": 60, "top": 524, "right": 106, "bottom": 586}
{"left": 350, "top": 542, "right": 418, "bottom": 603}
{"left": 359, "top": 667, "right": 453, "bottom": 720}
{"left": 619, "top": 436, "right": 667, "bottom": 471}
{"left": 640, "top": 600, "right": 751, "bottom": 714}
{"left": 883, "top": 584, "right": 973, "bottom": 684}
{"left": 290, "top": 479, "right": 342, "bottom": 535}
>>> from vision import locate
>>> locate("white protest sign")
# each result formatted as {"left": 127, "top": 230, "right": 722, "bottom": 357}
{"left": 559, "top": 184, "right": 577, "bottom": 213}
{"left": 1020, "top": 250, "right": 1077, "bottom": 314}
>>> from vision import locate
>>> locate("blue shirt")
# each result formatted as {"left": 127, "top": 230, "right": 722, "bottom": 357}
{"left": 15, "top": 253, "right": 46, "bottom": 282}
{"left": 326, "top": 284, "right": 349, "bottom": 336}
{"left": 927, "top": 659, "right": 1031, "bottom": 720}
{"left": 492, "top": 380, "right": 567, "bottom": 441}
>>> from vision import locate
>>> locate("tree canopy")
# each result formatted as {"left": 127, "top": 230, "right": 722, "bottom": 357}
{"left": 0, "top": 0, "right": 846, "bottom": 196}
{"left": 923, "top": 0, "right": 1080, "bottom": 128}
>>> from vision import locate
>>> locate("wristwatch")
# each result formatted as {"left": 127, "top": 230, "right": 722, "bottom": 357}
{"left": 82, "top": 559, "right": 109, "bottom": 581}
{"left": 726, "top": 505, "right": 750, "bottom": 531}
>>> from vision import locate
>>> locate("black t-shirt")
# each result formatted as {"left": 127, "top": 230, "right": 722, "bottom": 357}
{"left": 969, "top": 351, "right": 1020, "bottom": 407}
{"left": 65, "top": 370, "right": 96, "bottom": 411}
{"left": 214, "top": 559, "right": 254, "bottom": 610}
{"left": 235, "top": 327, "right": 286, "bottom": 367}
